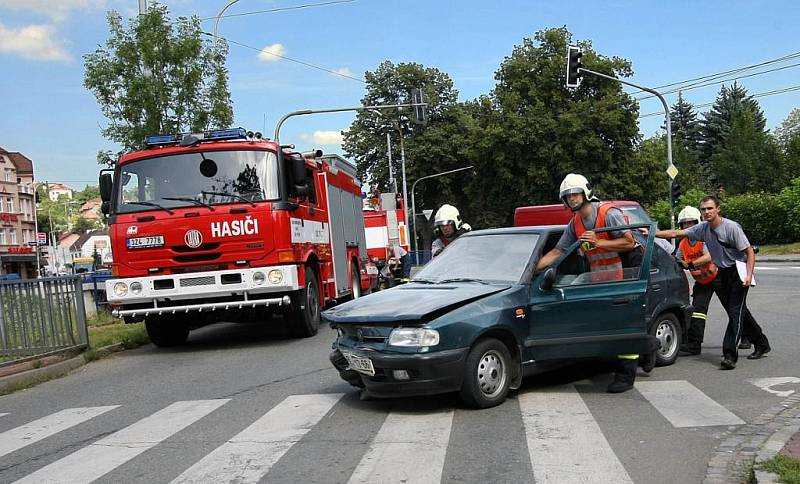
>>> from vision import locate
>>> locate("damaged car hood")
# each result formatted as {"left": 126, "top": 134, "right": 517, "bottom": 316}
{"left": 322, "top": 282, "right": 511, "bottom": 324}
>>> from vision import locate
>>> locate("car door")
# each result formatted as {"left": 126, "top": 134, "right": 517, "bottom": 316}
{"left": 525, "top": 223, "right": 655, "bottom": 361}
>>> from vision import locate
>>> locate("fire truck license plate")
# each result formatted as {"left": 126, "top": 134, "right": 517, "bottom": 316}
{"left": 126, "top": 236, "right": 164, "bottom": 249}
{"left": 343, "top": 352, "right": 375, "bottom": 376}
{"left": 366, "top": 265, "right": 378, "bottom": 275}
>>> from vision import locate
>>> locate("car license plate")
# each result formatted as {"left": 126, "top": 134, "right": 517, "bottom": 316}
{"left": 126, "top": 235, "right": 164, "bottom": 249}
{"left": 343, "top": 352, "right": 375, "bottom": 376}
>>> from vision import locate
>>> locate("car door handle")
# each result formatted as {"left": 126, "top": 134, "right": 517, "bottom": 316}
{"left": 612, "top": 298, "right": 631, "bottom": 305}
{"left": 652, "top": 283, "right": 662, "bottom": 291}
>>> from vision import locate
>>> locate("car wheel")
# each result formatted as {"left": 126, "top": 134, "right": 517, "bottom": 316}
{"left": 650, "top": 313, "right": 681, "bottom": 367}
{"left": 145, "top": 316, "right": 189, "bottom": 347}
{"left": 289, "top": 267, "right": 321, "bottom": 338}
{"left": 459, "top": 338, "right": 511, "bottom": 409}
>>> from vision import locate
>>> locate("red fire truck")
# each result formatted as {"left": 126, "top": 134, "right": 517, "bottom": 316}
{"left": 99, "top": 128, "right": 375, "bottom": 346}
{"left": 363, "top": 191, "right": 409, "bottom": 261}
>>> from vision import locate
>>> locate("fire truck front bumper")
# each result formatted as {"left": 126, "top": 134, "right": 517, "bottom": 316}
{"left": 106, "top": 266, "right": 300, "bottom": 318}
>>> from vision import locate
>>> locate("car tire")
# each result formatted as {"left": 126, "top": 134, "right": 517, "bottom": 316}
{"left": 289, "top": 267, "right": 321, "bottom": 338}
{"left": 650, "top": 312, "right": 681, "bottom": 367}
{"left": 459, "top": 338, "right": 512, "bottom": 409}
{"left": 145, "top": 316, "right": 189, "bottom": 347}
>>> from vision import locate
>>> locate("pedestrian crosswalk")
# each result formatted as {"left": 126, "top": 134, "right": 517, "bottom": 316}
{"left": 0, "top": 380, "right": 762, "bottom": 483}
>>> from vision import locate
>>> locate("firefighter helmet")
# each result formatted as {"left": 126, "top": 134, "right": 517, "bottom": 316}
{"left": 434, "top": 204, "right": 463, "bottom": 230}
{"left": 678, "top": 206, "right": 702, "bottom": 226}
{"left": 559, "top": 173, "right": 592, "bottom": 211}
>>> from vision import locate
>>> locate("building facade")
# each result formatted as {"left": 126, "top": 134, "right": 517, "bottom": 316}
{"left": 0, "top": 148, "right": 38, "bottom": 277}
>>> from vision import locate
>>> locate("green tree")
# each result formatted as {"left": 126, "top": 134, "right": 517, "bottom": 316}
{"left": 75, "top": 185, "right": 101, "bottom": 204}
{"left": 468, "top": 27, "right": 642, "bottom": 226}
{"left": 84, "top": 2, "right": 233, "bottom": 164}
{"left": 775, "top": 108, "right": 800, "bottom": 180}
{"left": 342, "top": 60, "right": 460, "bottom": 191}
{"left": 670, "top": 91, "right": 703, "bottom": 153}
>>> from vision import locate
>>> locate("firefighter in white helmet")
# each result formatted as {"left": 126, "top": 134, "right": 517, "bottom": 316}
{"left": 675, "top": 206, "right": 723, "bottom": 356}
{"left": 537, "top": 173, "right": 642, "bottom": 393}
{"left": 431, "top": 204, "right": 470, "bottom": 257}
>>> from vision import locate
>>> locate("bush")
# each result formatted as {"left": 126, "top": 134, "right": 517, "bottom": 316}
{"left": 645, "top": 178, "right": 800, "bottom": 245}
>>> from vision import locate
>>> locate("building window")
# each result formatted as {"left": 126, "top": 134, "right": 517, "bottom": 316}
{"left": 4, "top": 170, "right": 11, "bottom": 182}
{"left": 10, "top": 230, "right": 17, "bottom": 245}
{"left": 0, "top": 197, "right": 3, "bottom": 212}
{"left": 0, "top": 229, "right": 5, "bottom": 245}
{"left": 7, "top": 198, "right": 13, "bottom": 213}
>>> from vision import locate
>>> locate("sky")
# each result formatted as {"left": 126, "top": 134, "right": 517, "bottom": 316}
{"left": 1, "top": 0, "right": 799, "bottom": 189}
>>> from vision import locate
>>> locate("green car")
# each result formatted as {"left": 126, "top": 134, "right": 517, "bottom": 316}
{"left": 324, "top": 224, "right": 691, "bottom": 408}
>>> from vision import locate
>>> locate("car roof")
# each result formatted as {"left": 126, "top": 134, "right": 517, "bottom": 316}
{"left": 462, "top": 225, "right": 565, "bottom": 237}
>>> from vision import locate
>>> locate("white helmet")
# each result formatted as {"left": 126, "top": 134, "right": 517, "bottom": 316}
{"left": 434, "top": 204, "right": 462, "bottom": 230}
{"left": 678, "top": 206, "right": 702, "bottom": 226}
{"left": 559, "top": 173, "right": 592, "bottom": 210}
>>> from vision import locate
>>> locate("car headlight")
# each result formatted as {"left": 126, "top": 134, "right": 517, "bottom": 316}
{"left": 268, "top": 269, "right": 283, "bottom": 284}
{"left": 253, "top": 271, "right": 266, "bottom": 285}
{"left": 388, "top": 328, "right": 439, "bottom": 347}
{"left": 129, "top": 281, "right": 143, "bottom": 295}
{"left": 113, "top": 282, "right": 128, "bottom": 297}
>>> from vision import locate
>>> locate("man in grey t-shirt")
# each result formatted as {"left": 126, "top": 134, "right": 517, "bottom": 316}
{"left": 655, "top": 195, "right": 770, "bottom": 369}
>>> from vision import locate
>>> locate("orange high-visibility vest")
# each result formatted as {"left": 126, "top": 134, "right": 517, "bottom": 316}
{"left": 679, "top": 238, "right": 718, "bottom": 284}
{"left": 574, "top": 202, "right": 623, "bottom": 280}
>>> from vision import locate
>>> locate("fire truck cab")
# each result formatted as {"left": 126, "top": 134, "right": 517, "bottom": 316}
{"left": 99, "top": 128, "right": 374, "bottom": 346}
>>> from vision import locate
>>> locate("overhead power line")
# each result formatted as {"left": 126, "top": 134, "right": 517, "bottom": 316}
{"left": 638, "top": 83, "right": 800, "bottom": 119}
{"left": 199, "top": 0, "right": 357, "bottom": 22}
{"left": 628, "top": 48, "right": 800, "bottom": 97}
{"left": 202, "top": 32, "right": 364, "bottom": 83}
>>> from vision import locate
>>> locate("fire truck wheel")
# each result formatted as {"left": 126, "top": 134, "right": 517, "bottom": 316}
{"left": 145, "top": 316, "right": 189, "bottom": 347}
{"left": 289, "top": 267, "right": 321, "bottom": 338}
{"left": 351, "top": 264, "right": 362, "bottom": 299}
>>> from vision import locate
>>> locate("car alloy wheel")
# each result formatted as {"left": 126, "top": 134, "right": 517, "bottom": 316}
{"left": 651, "top": 313, "right": 681, "bottom": 366}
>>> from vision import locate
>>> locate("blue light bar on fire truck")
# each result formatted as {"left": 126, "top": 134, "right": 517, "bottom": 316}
{"left": 144, "top": 128, "right": 248, "bottom": 147}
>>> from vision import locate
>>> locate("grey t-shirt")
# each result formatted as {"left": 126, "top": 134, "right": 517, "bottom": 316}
{"left": 556, "top": 202, "right": 629, "bottom": 251}
{"left": 684, "top": 218, "right": 750, "bottom": 268}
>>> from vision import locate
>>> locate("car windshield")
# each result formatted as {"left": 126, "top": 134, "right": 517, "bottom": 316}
{"left": 414, "top": 233, "right": 539, "bottom": 284}
{"left": 115, "top": 150, "right": 279, "bottom": 214}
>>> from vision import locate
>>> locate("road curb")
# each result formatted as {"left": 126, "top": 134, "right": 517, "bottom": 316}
{"left": 703, "top": 391, "right": 800, "bottom": 483}
{"left": 0, "top": 343, "right": 126, "bottom": 394}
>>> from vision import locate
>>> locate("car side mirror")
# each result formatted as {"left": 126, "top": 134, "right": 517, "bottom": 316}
{"left": 101, "top": 201, "right": 110, "bottom": 215}
{"left": 540, "top": 267, "right": 556, "bottom": 290}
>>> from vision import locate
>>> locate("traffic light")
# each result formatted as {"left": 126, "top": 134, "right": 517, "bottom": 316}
{"left": 411, "top": 88, "right": 427, "bottom": 125}
{"left": 670, "top": 180, "right": 681, "bottom": 208}
{"left": 566, "top": 46, "right": 583, "bottom": 88}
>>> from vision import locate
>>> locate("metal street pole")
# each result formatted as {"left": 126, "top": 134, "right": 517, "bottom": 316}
{"left": 386, "top": 132, "right": 395, "bottom": 192}
{"left": 138, "top": 0, "right": 147, "bottom": 15}
{"left": 32, "top": 184, "right": 41, "bottom": 277}
{"left": 578, "top": 68, "right": 675, "bottom": 230}
{"left": 397, "top": 121, "right": 409, "bottom": 242}
{"left": 410, "top": 165, "right": 474, "bottom": 259}
{"left": 213, "top": 0, "right": 240, "bottom": 41}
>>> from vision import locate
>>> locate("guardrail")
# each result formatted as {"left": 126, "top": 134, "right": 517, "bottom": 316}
{"left": 0, "top": 276, "right": 88, "bottom": 359}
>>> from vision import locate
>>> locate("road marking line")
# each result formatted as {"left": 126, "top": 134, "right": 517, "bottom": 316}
{"left": 14, "top": 400, "right": 229, "bottom": 484}
{"left": 635, "top": 380, "right": 744, "bottom": 427}
{"left": 519, "top": 385, "right": 633, "bottom": 484}
{"left": 348, "top": 407, "right": 454, "bottom": 484}
{"left": 0, "top": 406, "right": 119, "bottom": 458}
{"left": 755, "top": 267, "right": 779, "bottom": 270}
{"left": 0, "top": 412, "right": 8, "bottom": 417}
{"left": 747, "top": 377, "right": 800, "bottom": 397}
{"left": 171, "top": 394, "right": 343, "bottom": 484}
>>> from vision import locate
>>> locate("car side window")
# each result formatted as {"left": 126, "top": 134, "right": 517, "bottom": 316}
{"left": 554, "top": 241, "right": 640, "bottom": 286}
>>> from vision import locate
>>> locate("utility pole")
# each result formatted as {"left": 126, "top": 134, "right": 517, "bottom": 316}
{"left": 138, "top": 0, "right": 147, "bottom": 15}
{"left": 386, "top": 132, "right": 395, "bottom": 192}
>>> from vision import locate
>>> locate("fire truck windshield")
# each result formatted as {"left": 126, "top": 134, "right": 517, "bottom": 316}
{"left": 115, "top": 150, "right": 279, "bottom": 214}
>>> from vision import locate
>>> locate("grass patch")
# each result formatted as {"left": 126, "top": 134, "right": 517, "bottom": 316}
{"left": 0, "top": 370, "right": 69, "bottom": 396}
{"left": 88, "top": 321, "right": 149, "bottom": 350}
{"left": 759, "top": 242, "right": 800, "bottom": 255}
{"left": 87, "top": 310, "right": 122, "bottom": 327}
{"left": 759, "top": 454, "right": 800, "bottom": 484}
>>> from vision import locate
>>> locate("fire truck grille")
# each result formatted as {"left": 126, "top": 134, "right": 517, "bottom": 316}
{"left": 179, "top": 276, "right": 216, "bottom": 287}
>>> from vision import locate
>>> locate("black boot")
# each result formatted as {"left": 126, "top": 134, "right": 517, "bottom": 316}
{"left": 607, "top": 358, "right": 637, "bottom": 393}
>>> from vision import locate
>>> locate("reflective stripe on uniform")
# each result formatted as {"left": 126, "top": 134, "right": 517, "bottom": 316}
{"left": 692, "top": 312, "right": 707, "bottom": 320}
{"left": 617, "top": 354, "right": 639, "bottom": 360}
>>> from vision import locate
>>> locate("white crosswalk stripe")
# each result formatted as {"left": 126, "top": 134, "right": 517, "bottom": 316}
{"left": 519, "top": 385, "right": 633, "bottom": 483}
{"left": 635, "top": 380, "right": 744, "bottom": 427}
{"left": 0, "top": 380, "right": 754, "bottom": 483}
{"left": 171, "top": 394, "right": 342, "bottom": 484}
{"left": 0, "top": 413, "right": 9, "bottom": 417}
{"left": 14, "top": 399, "right": 229, "bottom": 484}
{"left": 0, "top": 406, "right": 119, "bottom": 458}
{"left": 348, "top": 408, "right": 454, "bottom": 484}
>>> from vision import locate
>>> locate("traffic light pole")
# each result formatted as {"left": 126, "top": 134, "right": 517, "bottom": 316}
{"left": 578, "top": 68, "right": 676, "bottom": 230}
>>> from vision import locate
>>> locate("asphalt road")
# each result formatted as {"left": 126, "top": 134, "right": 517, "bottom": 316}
{"left": 0, "top": 264, "right": 798, "bottom": 483}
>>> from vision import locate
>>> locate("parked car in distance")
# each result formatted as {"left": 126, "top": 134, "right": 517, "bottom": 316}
{"left": 324, "top": 224, "right": 690, "bottom": 408}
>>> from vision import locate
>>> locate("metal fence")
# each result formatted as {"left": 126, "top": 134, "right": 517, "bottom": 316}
{"left": 0, "top": 276, "right": 88, "bottom": 359}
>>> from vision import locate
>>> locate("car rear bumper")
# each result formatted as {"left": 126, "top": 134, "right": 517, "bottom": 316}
{"left": 330, "top": 347, "right": 469, "bottom": 398}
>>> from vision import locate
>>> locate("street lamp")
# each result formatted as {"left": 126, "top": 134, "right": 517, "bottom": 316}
{"left": 410, "top": 165, "right": 473, "bottom": 258}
